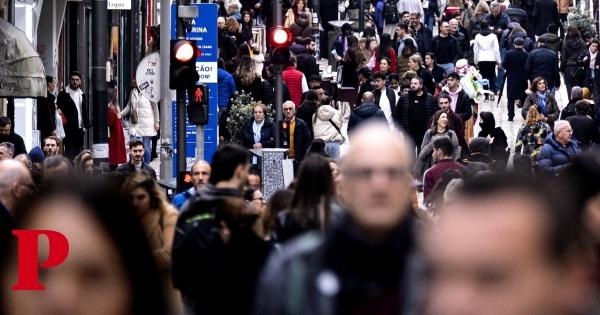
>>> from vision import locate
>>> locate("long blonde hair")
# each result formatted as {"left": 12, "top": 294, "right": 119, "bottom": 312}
{"left": 525, "top": 105, "right": 541, "bottom": 126}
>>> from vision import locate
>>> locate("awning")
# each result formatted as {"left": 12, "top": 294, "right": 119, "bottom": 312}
{"left": 0, "top": 17, "right": 46, "bottom": 98}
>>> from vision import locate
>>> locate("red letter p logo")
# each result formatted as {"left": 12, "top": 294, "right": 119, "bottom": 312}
{"left": 11, "top": 230, "right": 69, "bottom": 290}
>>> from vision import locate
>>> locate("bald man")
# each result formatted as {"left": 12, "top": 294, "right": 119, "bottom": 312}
{"left": 172, "top": 160, "right": 212, "bottom": 210}
{"left": 253, "top": 122, "right": 422, "bottom": 314}
{"left": 0, "top": 160, "right": 35, "bottom": 252}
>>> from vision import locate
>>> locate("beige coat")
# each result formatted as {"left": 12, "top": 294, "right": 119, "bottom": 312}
{"left": 284, "top": 8, "right": 312, "bottom": 28}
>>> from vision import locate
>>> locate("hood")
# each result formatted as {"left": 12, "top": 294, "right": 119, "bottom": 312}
{"left": 296, "top": 17, "right": 309, "bottom": 28}
{"left": 479, "top": 28, "right": 493, "bottom": 36}
{"left": 194, "top": 184, "right": 243, "bottom": 205}
{"left": 541, "top": 33, "right": 560, "bottom": 43}
{"left": 354, "top": 102, "right": 382, "bottom": 118}
{"left": 565, "top": 38, "right": 586, "bottom": 50}
{"left": 478, "top": 111, "right": 496, "bottom": 134}
{"left": 217, "top": 68, "right": 230, "bottom": 81}
{"left": 290, "top": 44, "right": 304, "bottom": 55}
{"left": 442, "top": 84, "right": 462, "bottom": 95}
{"left": 316, "top": 105, "right": 337, "bottom": 121}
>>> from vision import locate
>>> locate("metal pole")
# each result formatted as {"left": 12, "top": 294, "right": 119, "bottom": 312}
{"left": 159, "top": 0, "right": 173, "bottom": 179}
{"left": 92, "top": 0, "right": 109, "bottom": 172}
{"left": 273, "top": 0, "right": 283, "bottom": 148}
{"left": 359, "top": 0, "right": 364, "bottom": 31}
{"left": 176, "top": 0, "right": 186, "bottom": 176}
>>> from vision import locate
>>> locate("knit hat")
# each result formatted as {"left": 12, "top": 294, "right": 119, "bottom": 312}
{"left": 29, "top": 146, "right": 45, "bottom": 164}
{"left": 513, "top": 38, "right": 525, "bottom": 46}
{"left": 469, "top": 137, "right": 491, "bottom": 155}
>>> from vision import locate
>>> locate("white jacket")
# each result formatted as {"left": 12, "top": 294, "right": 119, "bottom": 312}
{"left": 473, "top": 33, "right": 501, "bottom": 64}
{"left": 121, "top": 88, "right": 159, "bottom": 137}
{"left": 312, "top": 105, "right": 343, "bottom": 143}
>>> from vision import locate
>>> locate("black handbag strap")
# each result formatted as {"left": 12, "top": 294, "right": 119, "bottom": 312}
{"left": 328, "top": 119, "right": 342, "bottom": 135}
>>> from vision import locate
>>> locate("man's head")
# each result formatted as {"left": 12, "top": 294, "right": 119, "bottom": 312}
{"left": 389, "top": 73, "right": 400, "bottom": 90}
{"left": 449, "top": 19, "right": 459, "bottom": 33}
{"left": 432, "top": 137, "right": 453, "bottom": 163}
{"left": 46, "top": 76, "right": 55, "bottom": 92}
{"left": 537, "top": 36, "right": 547, "bottom": 47}
{"left": 423, "top": 173, "right": 594, "bottom": 314}
{"left": 129, "top": 139, "right": 145, "bottom": 165}
{"left": 590, "top": 39, "right": 599, "bottom": 54}
{"left": 246, "top": 167, "right": 262, "bottom": 189}
{"left": 191, "top": 160, "right": 211, "bottom": 189}
{"left": 554, "top": 121, "right": 573, "bottom": 146}
{"left": 287, "top": 55, "right": 298, "bottom": 68}
{"left": 410, "top": 77, "right": 423, "bottom": 93}
{"left": 0, "top": 143, "right": 15, "bottom": 161}
{"left": 547, "top": 23, "right": 559, "bottom": 35}
{"left": 490, "top": 1, "right": 501, "bottom": 17}
{"left": 571, "top": 86, "right": 583, "bottom": 100}
{"left": 453, "top": 12, "right": 463, "bottom": 25}
{"left": 69, "top": 71, "right": 82, "bottom": 90}
{"left": 439, "top": 21, "right": 450, "bottom": 36}
{"left": 395, "top": 23, "right": 408, "bottom": 38}
{"left": 304, "top": 37, "right": 316, "bottom": 52}
{"left": 43, "top": 155, "right": 73, "bottom": 179}
{"left": 401, "top": 11, "right": 411, "bottom": 24}
{"left": 410, "top": 12, "right": 421, "bottom": 27}
{"left": 357, "top": 66, "right": 371, "bottom": 82}
{"left": 340, "top": 123, "right": 415, "bottom": 242}
{"left": 209, "top": 144, "right": 250, "bottom": 189}
{"left": 361, "top": 91, "right": 376, "bottom": 104}
{"left": 282, "top": 101, "right": 296, "bottom": 121}
{"left": 0, "top": 159, "right": 35, "bottom": 210}
{"left": 372, "top": 71, "right": 387, "bottom": 91}
{"left": 437, "top": 93, "right": 452, "bottom": 112}
{"left": 0, "top": 117, "right": 11, "bottom": 137}
{"left": 574, "top": 100, "right": 590, "bottom": 116}
{"left": 308, "top": 75, "right": 321, "bottom": 88}
{"left": 43, "top": 136, "right": 59, "bottom": 156}
{"left": 446, "top": 71, "right": 460, "bottom": 90}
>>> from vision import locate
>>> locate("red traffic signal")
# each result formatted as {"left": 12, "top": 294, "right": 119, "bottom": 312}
{"left": 170, "top": 39, "right": 200, "bottom": 89}
{"left": 270, "top": 27, "right": 291, "bottom": 65}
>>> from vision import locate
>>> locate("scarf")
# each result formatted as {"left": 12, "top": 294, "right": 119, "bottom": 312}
{"left": 536, "top": 91, "right": 547, "bottom": 115}
{"left": 253, "top": 119, "right": 264, "bottom": 143}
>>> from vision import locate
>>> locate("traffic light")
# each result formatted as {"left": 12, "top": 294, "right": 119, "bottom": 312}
{"left": 170, "top": 39, "right": 200, "bottom": 89}
{"left": 187, "top": 85, "right": 209, "bottom": 125}
{"left": 270, "top": 27, "right": 291, "bottom": 65}
{"left": 177, "top": 171, "right": 194, "bottom": 192}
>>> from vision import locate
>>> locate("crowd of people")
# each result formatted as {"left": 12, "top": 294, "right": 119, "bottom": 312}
{"left": 3, "top": 0, "right": 600, "bottom": 313}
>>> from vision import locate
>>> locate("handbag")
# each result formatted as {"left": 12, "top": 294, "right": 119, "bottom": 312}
{"left": 58, "top": 110, "right": 67, "bottom": 125}
{"left": 328, "top": 119, "right": 346, "bottom": 144}
{"left": 571, "top": 66, "right": 585, "bottom": 82}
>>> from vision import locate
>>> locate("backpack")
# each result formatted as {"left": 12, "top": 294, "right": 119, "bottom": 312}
{"left": 384, "top": 0, "right": 399, "bottom": 24}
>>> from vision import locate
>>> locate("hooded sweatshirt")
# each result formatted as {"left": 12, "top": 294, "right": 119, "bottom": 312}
{"left": 313, "top": 105, "right": 344, "bottom": 142}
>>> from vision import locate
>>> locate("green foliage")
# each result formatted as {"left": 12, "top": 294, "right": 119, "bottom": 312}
{"left": 225, "top": 91, "right": 273, "bottom": 145}
{"left": 565, "top": 6, "right": 597, "bottom": 40}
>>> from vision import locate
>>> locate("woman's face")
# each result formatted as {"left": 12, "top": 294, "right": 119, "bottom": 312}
{"left": 408, "top": 59, "right": 419, "bottom": 70}
{"left": 1, "top": 200, "right": 133, "bottom": 314}
{"left": 129, "top": 187, "right": 151, "bottom": 213}
{"left": 253, "top": 106, "right": 265, "bottom": 123}
{"left": 425, "top": 55, "right": 433, "bottom": 66}
{"left": 250, "top": 190, "right": 266, "bottom": 213}
{"left": 380, "top": 60, "right": 390, "bottom": 72}
{"left": 297, "top": 0, "right": 304, "bottom": 9}
{"left": 244, "top": 14, "right": 251, "bottom": 22}
{"left": 536, "top": 80, "right": 546, "bottom": 92}
{"left": 84, "top": 159, "right": 94, "bottom": 175}
{"left": 591, "top": 43, "right": 599, "bottom": 53}
{"left": 389, "top": 79, "right": 400, "bottom": 89}
{"left": 437, "top": 113, "right": 448, "bottom": 128}
{"left": 330, "top": 161, "right": 340, "bottom": 180}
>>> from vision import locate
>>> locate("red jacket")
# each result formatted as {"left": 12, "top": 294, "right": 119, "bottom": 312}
{"left": 282, "top": 66, "right": 305, "bottom": 107}
{"left": 423, "top": 158, "right": 464, "bottom": 199}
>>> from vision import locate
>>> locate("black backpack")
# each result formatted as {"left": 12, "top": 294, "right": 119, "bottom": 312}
{"left": 384, "top": 0, "right": 399, "bottom": 24}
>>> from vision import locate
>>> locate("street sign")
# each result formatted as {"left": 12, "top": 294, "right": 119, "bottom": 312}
{"left": 171, "top": 3, "right": 218, "bottom": 172}
{"left": 107, "top": 0, "right": 132, "bottom": 10}
{"left": 135, "top": 52, "right": 161, "bottom": 102}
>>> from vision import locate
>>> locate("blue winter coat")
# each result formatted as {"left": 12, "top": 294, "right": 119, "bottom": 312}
{"left": 348, "top": 102, "right": 388, "bottom": 136}
{"left": 217, "top": 68, "right": 236, "bottom": 108}
{"left": 503, "top": 48, "right": 529, "bottom": 100}
{"left": 538, "top": 132, "right": 581, "bottom": 175}
{"left": 524, "top": 46, "right": 561, "bottom": 89}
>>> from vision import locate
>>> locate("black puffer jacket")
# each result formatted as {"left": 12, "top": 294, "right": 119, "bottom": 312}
{"left": 561, "top": 38, "right": 587, "bottom": 71}
{"left": 348, "top": 102, "right": 388, "bottom": 136}
{"left": 254, "top": 77, "right": 292, "bottom": 106}
{"left": 394, "top": 90, "right": 437, "bottom": 147}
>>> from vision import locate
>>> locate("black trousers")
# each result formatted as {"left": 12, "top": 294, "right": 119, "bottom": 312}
{"left": 478, "top": 61, "right": 497, "bottom": 93}
{"left": 63, "top": 128, "right": 84, "bottom": 161}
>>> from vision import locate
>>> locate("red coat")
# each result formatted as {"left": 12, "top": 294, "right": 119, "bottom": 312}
{"left": 282, "top": 67, "right": 305, "bottom": 107}
{"left": 108, "top": 106, "right": 127, "bottom": 165}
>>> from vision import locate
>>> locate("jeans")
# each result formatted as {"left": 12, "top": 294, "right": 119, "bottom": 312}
{"left": 495, "top": 48, "right": 506, "bottom": 92}
{"left": 130, "top": 135, "right": 152, "bottom": 164}
{"left": 438, "top": 63, "right": 455, "bottom": 75}
{"left": 325, "top": 141, "right": 341, "bottom": 159}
